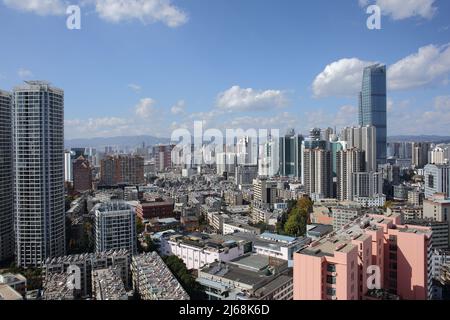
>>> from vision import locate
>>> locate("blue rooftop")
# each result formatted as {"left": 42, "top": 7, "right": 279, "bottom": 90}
{"left": 259, "top": 232, "right": 296, "bottom": 244}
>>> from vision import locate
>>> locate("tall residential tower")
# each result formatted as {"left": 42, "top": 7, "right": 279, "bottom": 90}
{"left": 0, "top": 90, "right": 13, "bottom": 262}
{"left": 13, "top": 81, "right": 65, "bottom": 267}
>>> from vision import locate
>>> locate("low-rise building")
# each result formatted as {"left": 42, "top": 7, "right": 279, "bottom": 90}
{"left": 131, "top": 252, "right": 189, "bottom": 300}
{"left": 197, "top": 254, "right": 293, "bottom": 300}
{"left": 0, "top": 273, "right": 27, "bottom": 296}
{"left": 92, "top": 267, "right": 128, "bottom": 300}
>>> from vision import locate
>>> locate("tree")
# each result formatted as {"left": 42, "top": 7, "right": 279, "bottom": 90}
{"left": 163, "top": 256, "right": 206, "bottom": 300}
{"left": 136, "top": 218, "right": 145, "bottom": 235}
{"left": 282, "top": 197, "right": 312, "bottom": 237}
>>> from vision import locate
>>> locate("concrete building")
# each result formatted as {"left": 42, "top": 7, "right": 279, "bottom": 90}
{"left": 0, "top": 273, "right": 27, "bottom": 296}
{"left": 94, "top": 202, "right": 137, "bottom": 254}
{"left": 424, "top": 164, "right": 450, "bottom": 199}
{"left": 412, "top": 142, "right": 431, "bottom": 168}
{"left": 197, "top": 254, "right": 293, "bottom": 300}
{"left": 336, "top": 148, "right": 365, "bottom": 201}
{"left": 13, "top": 81, "right": 65, "bottom": 267}
{"left": 158, "top": 232, "right": 246, "bottom": 270}
{"left": 91, "top": 267, "right": 128, "bottom": 300}
{"left": 235, "top": 165, "right": 258, "bottom": 187}
{"left": 0, "top": 284, "right": 23, "bottom": 300}
{"left": 153, "top": 144, "right": 175, "bottom": 172}
{"left": 429, "top": 146, "right": 449, "bottom": 165}
{"left": 139, "top": 197, "right": 175, "bottom": 220}
{"left": 253, "top": 178, "right": 278, "bottom": 204}
{"left": 0, "top": 90, "right": 13, "bottom": 262}
{"left": 43, "top": 249, "right": 130, "bottom": 298}
{"left": 131, "top": 252, "right": 189, "bottom": 300}
{"left": 423, "top": 193, "right": 450, "bottom": 223}
{"left": 64, "top": 150, "right": 73, "bottom": 183}
{"left": 100, "top": 154, "right": 144, "bottom": 186}
{"left": 73, "top": 155, "right": 93, "bottom": 192}
{"left": 303, "top": 148, "right": 333, "bottom": 199}
{"left": 294, "top": 212, "right": 433, "bottom": 300}
{"left": 341, "top": 125, "right": 377, "bottom": 172}
{"left": 331, "top": 206, "right": 363, "bottom": 231}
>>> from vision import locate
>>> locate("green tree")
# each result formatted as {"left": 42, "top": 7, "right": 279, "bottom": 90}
{"left": 136, "top": 218, "right": 145, "bottom": 235}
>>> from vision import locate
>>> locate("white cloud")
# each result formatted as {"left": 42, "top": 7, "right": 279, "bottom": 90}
{"left": 312, "top": 58, "right": 376, "bottom": 98}
{"left": 313, "top": 43, "right": 450, "bottom": 97}
{"left": 434, "top": 96, "right": 450, "bottom": 111}
{"left": 359, "top": 0, "right": 437, "bottom": 20}
{"left": 94, "top": 0, "right": 188, "bottom": 27}
{"left": 217, "top": 86, "right": 288, "bottom": 112}
{"left": 170, "top": 100, "right": 186, "bottom": 115}
{"left": 17, "top": 68, "right": 33, "bottom": 78}
{"left": 388, "top": 43, "right": 450, "bottom": 90}
{"left": 2, "top": 0, "right": 66, "bottom": 15}
{"left": 375, "top": 0, "right": 437, "bottom": 20}
{"left": 128, "top": 83, "right": 141, "bottom": 92}
{"left": 135, "top": 97, "right": 156, "bottom": 118}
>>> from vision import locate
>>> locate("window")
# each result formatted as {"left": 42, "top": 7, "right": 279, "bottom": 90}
{"left": 327, "top": 264, "right": 336, "bottom": 272}
{"left": 327, "top": 275, "right": 336, "bottom": 284}
{"left": 326, "top": 288, "right": 336, "bottom": 296}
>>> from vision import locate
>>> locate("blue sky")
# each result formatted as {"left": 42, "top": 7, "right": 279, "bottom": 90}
{"left": 0, "top": 0, "right": 449, "bottom": 139}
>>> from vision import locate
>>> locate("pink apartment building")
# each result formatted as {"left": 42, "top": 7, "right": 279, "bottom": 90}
{"left": 293, "top": 211, "right": 433, "bottom": 300}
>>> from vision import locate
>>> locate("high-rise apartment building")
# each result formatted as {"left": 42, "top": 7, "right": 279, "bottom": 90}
{"left": 424, "top": 164, "right": 450, "bottom": 199}
{"left": 336, "top": 148, "right": 365, "bottom": 201}
{"left": 358, "top": 64, "right": 387, "bottom": 165}
{"left": 100, "top": 154, "right": 144, "bottom": 186}
{"left": 352, "top": 172, "right": 383, "bottom": 199}
{"left": 303, "top": 148, "right": 333, "bottom": 199}
{"left": 0, "top": 90, "right": 13, "bottom": 262}
{"left": 279, "top": 129, "right": 303, "bottom": 178}
{"left": 341, "top": 126, "right": 377, "bottom": 172}
{"left": 253, "top": 177, "right": 278, "bottom": 204}
{"left": 94, "top": 201, "right": 137, "bottom": 254}
{"left": 13, "top": 81, "right": 65, "bottom": 267}
{"left": 153, "top": 144, "right": 175, "bottom": 172}
{"left": 412, "top": 142, "right": 431, "bottom": 168}
{"left": 429, "top": 146, "right": 449, "bottom": 165}
{"left": 73, "top": 155, "right": 93, "bottom": 192}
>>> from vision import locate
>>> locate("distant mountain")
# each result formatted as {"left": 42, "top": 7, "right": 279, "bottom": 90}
{"left": 65, "top": 135, "right": 171, "bottom": 149}
{"left": 388, "top": 135, "right": 450, "bottom": 143}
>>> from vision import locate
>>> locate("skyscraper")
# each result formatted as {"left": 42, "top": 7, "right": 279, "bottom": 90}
{"left": 359, "top": 64, "right": 387, "bottom": 165}
{"left": 73, "top": 155, "right": 93, "bottom": 192}
{"left": 13, "top": 81, "right": 65, "bottom": 267}
{"left": 336, "top": 148, "right": 365, "bottom": 201}
{"left": 100, "top": 154, "right": 145, "bottom": 186}
{"left": 341, "top": 125, "right": 377, "bottom": 172}
{"left": 303, "top": 148, "right": 333, "bottom": 199}
{"left": 0, "top": 90, "right": 13, "bottom": 262}
{"left": 279, "top": 129, "right": 303, "bottom": 178}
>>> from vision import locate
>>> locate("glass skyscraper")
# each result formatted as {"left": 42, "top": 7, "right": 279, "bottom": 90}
{"left": 359, "top": 64, "right": 387, "bottom": 165}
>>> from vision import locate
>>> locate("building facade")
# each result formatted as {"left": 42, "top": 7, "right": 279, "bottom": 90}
{"left": 358, "top": 64, "right": 387, "bottom": 165}
{"left": 13, "top": 81, "right": 65, "bottom": 267}
{"left": 0, "top": 90, "right": 13, "bottom": 262}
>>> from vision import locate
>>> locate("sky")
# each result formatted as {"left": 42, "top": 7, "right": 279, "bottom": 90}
{"left": 0, "top": 0, "right": 449, "bottom": 140}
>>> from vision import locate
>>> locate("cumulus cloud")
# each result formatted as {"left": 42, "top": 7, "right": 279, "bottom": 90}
{"left": 313, "top": 43, "right": 450, "bottom": 97}
{"left": 359, "top": 0, "right": 437, "bottom": 20}
{"left": 217, "top": 86, "right": 288, "bottom": 112}
{"left": 94, "top": 0, "right": 188, "bottom": 27}
{"left": 2, "top": 0, "right": 66, "bottom": 15}
{"left": 312, "top": 58, "right": 377, "bottom": 98}
{"left": 17, "top": 68, "right": 33, "bottom": 78}
{"left": 3, "top": 0, "right": 189, "bottom": 27}
{"left": 170, "top": 100, "right": 186, "bottom": 115}
{"left": 135, "top": 97, "right": 156, "bottom": 118}
{"left": 388, "top": 43, "right": 450, "bottom": 90}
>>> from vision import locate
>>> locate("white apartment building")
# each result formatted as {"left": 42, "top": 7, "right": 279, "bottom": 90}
{"left": 94, "top": 202, "right": 137, "bottom": 254}
{"left": 13, "top": 81, "right": 65, "bottom": 267}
